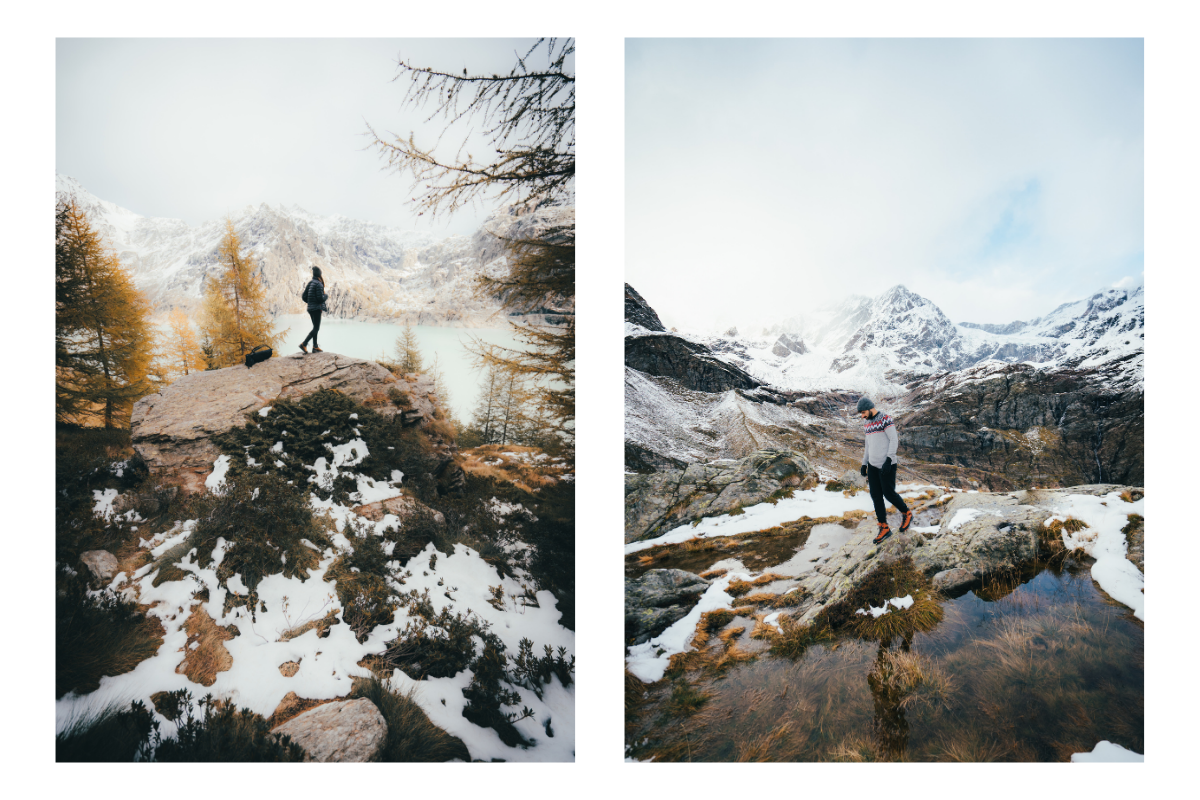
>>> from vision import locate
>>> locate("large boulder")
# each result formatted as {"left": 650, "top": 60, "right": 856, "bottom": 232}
{"left": 131, "top": 352, "right": 438, "bottom": 493}
{"left": 625, "top": 450, "right": 811, "bottom": 543}
{"left": 79, "top": 550, "right": 119, "bottom": 583}
{"left": 271, "top": 697, "right": 387, "bottom": 762}
{"left": 626, "top": 569, "right": 712, "bottom": 644}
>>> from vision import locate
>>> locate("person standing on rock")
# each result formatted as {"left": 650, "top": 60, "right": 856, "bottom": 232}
{"left": 858, "top": 397, "right": 913, "bottom": 544}
{"left": 299, "top": 266, "right": 328, "bottom": 354}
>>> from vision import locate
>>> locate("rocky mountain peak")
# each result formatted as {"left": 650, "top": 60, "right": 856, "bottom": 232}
{"left": 624, "top": 284, "right": 666, "bottom": 332}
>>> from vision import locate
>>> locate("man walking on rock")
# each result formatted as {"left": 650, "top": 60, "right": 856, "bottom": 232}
{"left": 858, "top": 397, "right": 913, "bottom": 544}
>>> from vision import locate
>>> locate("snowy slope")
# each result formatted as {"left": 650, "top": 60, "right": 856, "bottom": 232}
{"left": 687, "top": 284, "right": 1143, "bottom": 397}
{"left": 55, "top": 174, "right": 573, "bottom": 327}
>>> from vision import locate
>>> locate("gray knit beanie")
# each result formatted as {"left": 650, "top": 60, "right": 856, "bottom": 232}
{"left": 856, "top": 397, "right": 875, "bottom": 413}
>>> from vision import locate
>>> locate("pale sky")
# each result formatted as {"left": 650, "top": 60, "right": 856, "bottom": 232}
{"left": 57, "top": 38, "right": 563, "bottom": 237}
{"left": 626, "top": 39, "right": 1144, "bottom": 331}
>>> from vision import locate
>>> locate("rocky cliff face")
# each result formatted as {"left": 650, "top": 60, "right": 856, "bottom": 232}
{"left": 899, "top": 362, "right": 1143, "bottom": 488}
{"left": 624, "top": 283, "right": 666, "bottom": 332}
{"left": 625, "top": 334, "right": 764, "bottom": 394}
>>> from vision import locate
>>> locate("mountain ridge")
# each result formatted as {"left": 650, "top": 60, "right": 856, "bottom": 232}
{"left": 55, "top": 174, "right": 573, "bottom": 327}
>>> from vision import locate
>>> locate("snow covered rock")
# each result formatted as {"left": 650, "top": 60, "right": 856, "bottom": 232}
{"left": 271, "top": 698, "right": 387, "bottom": 762}
{"left": 771, "top": 333, "right": 808, "bottom": 358}
{"left": 351, "top": 493, "right": 445, "bottom": 525}
{"left": 625, "top": 450, "right": 811, "bottom": 543}
{"left": 79, "top": 550, "right": 119, "bottom": 583}
{"left": 625, "top": 569, "right": 712, "bottom": 644}
{"left": 131, "top": 352, "right": 437, "bottom": 493}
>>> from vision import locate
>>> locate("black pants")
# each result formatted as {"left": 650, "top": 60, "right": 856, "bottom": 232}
{"left": 867, "top": 463, "right": 908, "bottom": 525}
{"left": 300, "top": 309, "right": 322, "bottom": 348}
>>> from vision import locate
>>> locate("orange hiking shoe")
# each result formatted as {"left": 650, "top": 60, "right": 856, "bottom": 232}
{"left": 299, "top": 344, "right": 308, "bottom": 354}
{"left": 312, "top": 347, "right": 323, "bottom": 353}
{"left": 900, "top": 509, "right": 914, "bottom": 533}
{"left": 873, "top": 522, "right": 892, "bottom": 545}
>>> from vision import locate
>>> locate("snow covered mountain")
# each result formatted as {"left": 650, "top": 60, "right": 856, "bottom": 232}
{"left": 625, "top": 282, "right": 1144, "bottom": 486}
{"left": 690, "top": 283, "right": 1143, "bottom": 397}
{"left": 55, "top": 174, "right": 573, "bottom": 327}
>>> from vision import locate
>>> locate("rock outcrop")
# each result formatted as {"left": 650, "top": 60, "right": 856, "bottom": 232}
{"left": 352, "top": 494, "right": 445, "bottom": 526}
{"left": 901, "top": 363, "right": 1144, "bottom": 489}
{"left": 625, "top": 284, "right": 666, "bottom": 332}
{"left": 625, "top": 450, "right": 812, "bottom": 543}
{"left": 625, "top": 569, "right": 712, "bottom": 644}
{"left": 771, "top": 333, "right": 808, "bottom": 358}
{"left": 131, "top": 352, "right": 438, "bottom": 493}
{"left": 80, "top": 550, "right": 118, "bottom": 583}
{"left": 786, "top": 487, "right": 1128, "bottom": 626}
{"left": 625, "top": 334, "right": 763, "bottom": 394}
{"left": 271, "top": 698, "right": 388, "bottom": 762}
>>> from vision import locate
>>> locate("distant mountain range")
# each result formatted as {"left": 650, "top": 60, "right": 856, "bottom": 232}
{"left": 645, "top": 283, "right": 1143, "bottom": 397}
{"left": 55, "top": 174, "right": 574, "bottom": 326}
{"left": 624, "top": 282, "right": 1143, "bottom": 488}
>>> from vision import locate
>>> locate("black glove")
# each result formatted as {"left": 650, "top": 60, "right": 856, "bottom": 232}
{"left": 860, "top": 464, "right": 867, "bottom": 477}
{"left": 883, "top": 457, "right": 892, "bottom": 470}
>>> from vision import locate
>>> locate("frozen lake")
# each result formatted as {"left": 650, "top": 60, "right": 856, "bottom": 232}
{"left": 275, "top": 314, "right": 523, "bottom": 422}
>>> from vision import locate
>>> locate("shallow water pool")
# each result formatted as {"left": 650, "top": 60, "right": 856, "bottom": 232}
{"left": 627, "top": 557, "right": 1143, "bottom": 762}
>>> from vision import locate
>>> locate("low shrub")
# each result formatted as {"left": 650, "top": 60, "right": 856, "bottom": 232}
{"left": 183, "top": 473, "right": 332, "bottom": 612}
{"left": 56, "top": 574, "right": 164, "bottom": 699}
{"left": 461, "top": 641, "right": 534, "bottom": 747}
{"left": 511, "top": 638, "right": 575, "bottom": 697}
{"left": 382, "top": 590, "right": 499, "bottom": 679}
{"left": 326, "top": 525, "right": 397, "bottom": 642}
{"left": 349, "top": 677, "right": 470, "bottom": 761}
{"left": 56, "top": 700, "right": 157, "bottom": 762}
{"left": 154, "top": 692, "right": 305, "bottom": 761}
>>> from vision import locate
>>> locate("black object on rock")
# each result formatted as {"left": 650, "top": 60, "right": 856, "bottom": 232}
{"left": 245, "top": 345, "right": 273, "bottom": 368}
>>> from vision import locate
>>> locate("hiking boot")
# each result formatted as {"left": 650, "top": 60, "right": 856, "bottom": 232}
{"left": 299, "top": 344, "right": 309, "bottom": 354}
{"left": 873, "top": 522, "right": 892, "bottom": 545}
{"left": 312, "top": 346, "right": 323, "bottom": 353}
{"left": 899, "top": 509, "right": 914, "bottom": 533}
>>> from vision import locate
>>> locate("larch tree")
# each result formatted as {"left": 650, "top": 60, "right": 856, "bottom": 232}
{"left": 162, "top": 307, "right": 206, "bottom": 380}
{"left": 367, "top": 38, "right": 573, "bottom": 217}
{"left": 393, "top": 322, "right": 425, "bottom": 375}
{"left": 200, "top": 218, "right": 281, "bottom": 367}
{"left": 368, "top": 38, "right": 575, "bottom": 448}
{"left": 55, "top": 199, "right": 155, "bottom": 428}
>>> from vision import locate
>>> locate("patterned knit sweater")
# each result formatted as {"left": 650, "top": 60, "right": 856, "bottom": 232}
{"left": 862, "top": 411, "right": 899, "bottom": 468}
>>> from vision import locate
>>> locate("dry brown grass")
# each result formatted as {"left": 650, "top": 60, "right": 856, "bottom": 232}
{"left": 841, "top": 509, "right": 870, "bottom": 526}
{"left": 278, "top": 608, "right": 339, "bottom": 642}
{"left": 699, "top": 568, "right": 728, "bottom": 579}
{"left": 458, "top": 444, "right": 563, "bottom": 493}
{"left": 1119, "top": 489, "right": 1144, "bottom": 503}
{"left": 176, "top": 606, "right": 235, "bottom": 686}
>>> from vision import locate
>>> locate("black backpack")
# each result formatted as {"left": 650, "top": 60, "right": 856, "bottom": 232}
{"left": 245, "top": 344, "right": 272, "bottom": 368}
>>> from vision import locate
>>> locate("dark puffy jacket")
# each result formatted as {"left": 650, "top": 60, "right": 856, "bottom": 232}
{"left": 303, "top": 279, "right": 327, "bottom": 311}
